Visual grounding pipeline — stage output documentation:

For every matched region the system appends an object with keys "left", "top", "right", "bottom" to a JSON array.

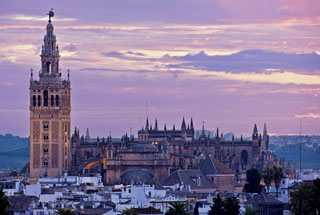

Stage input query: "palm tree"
[
  {"left": 55, "top": 208, "right": 76, "bottom": 215},
  {"left": 121, "top": 208, "right": 139, "bottom": 215},
  {"left": 0, "top": 188, "right": 10, "bottom": 215},
  {"left": 289, "top": 183, "right": 314, "bottom": 215},
  {"left": 165, "top": 202, "right": 187, "bottom": 215},
  {"left": 262, "top": 167, "right": 274, "bottom": 193},
  {"left": 273, "top": 166, "right": 283, "bottom": 197}
]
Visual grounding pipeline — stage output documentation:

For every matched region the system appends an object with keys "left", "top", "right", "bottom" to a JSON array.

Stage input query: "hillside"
[{"left": 0, "top": 134, "right": 29, "bottom": 171}]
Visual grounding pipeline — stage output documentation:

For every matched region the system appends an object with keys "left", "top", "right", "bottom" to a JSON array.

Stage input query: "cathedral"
[{"left": 29, "top": 11, "right": 294, "bottom": 190}]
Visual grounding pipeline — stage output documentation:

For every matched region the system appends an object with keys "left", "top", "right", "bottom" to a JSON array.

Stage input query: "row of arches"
[{"left": 32, "top": 90, "right": 59, "bottom": 107}]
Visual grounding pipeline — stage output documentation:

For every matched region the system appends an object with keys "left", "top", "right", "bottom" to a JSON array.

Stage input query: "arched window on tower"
[
  {"left": 32, "top": 95, "right": 36, "bottom": 107},
  {"left": 38, "top": 95, "right": 41, "bottom": 106},
  {"left": 43, "top": 90, "right": 48, "bottom": 106},
  {"left": 56, "top": 95, "right": 59, "bottom": 106},
  {"left": 51, "top": 95, "right": 54, "bottom": 106},
  {"left": 46, "top": 61, "right": 51, "bottom": 73}
]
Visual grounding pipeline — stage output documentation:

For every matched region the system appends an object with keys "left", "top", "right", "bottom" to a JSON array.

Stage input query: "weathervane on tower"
[{"left": 48, "top": 8, "right": 54, "bottom": 23}]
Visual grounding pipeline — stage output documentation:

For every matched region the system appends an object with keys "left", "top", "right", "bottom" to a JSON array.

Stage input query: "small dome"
[
  {"left": 120, "top": 169, "right": 154, "bottom": 185},
  {"left": 138, "top": 128, "right": 147, "bottom": 134}
]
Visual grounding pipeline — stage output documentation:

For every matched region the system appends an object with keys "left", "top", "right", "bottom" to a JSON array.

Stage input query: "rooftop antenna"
[
  {"left": 146, "top": 99, "right": 148, "bottom": 118},
  {"left": 299, "top": 120, "right": 302, "bottom": 180}
]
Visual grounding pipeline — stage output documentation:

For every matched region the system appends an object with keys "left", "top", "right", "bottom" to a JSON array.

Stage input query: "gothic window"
[
  {"left": 51, "top": 95, "right": 54, "bottom": 106},
  {"left": 38, "top": 95, "right": 41, "bottom": 106},
  {"left": 43, "top": 90, "right": 48, "bottom": 106},
  {"left": 32, "top": 95, "right": 36, "bottom": 106},
  {"left": 56, "top": 95, "right": 59, "bottom": 106},
  {"left": 241, "top": 150, "right": 248, "bottom": 168}
]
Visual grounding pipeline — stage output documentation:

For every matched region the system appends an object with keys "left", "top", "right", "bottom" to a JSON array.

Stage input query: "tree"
[
  {"left": 243, "top": 168, "right": 262, "bottom": 194},
  {"left": 55, "top": 208, "right": 76, "bottom": 215},
  {"left": 273, "top": 166, "right": 283, "bottom": 197},
  {"left": 121, "top": 208, "right": 139, "bottom": 215},
  {"left": 165, "top": 202, "right": 187, "bottom": 215},
  {"left": 193, "top": 202, "right": 199, "bottom": 215},
  {"left": 262, "top": 167, "right": 274, "bottom": 193},
  {"left": 289, "top": 183, "right": 314, "bottom": 215},
  {"left": 244, "top": 206, "right": 258, "bottom": 215},
  {"left": 0, "top": 188, "right": 10, "bottom": 215},
  {"left": 208, "top": 194, "right": 225, "bottom": 215},
  {"left": 224, "top": 197, "right": 240, "bottom": 215},
  {"left": 312, "top": 178, "right": 320, "bottom": 214}
]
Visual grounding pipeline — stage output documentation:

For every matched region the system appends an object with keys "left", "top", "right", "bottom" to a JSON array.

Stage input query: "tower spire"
[
  {"left": 155, "top": 118, "right": 158, "bottom": 131},
  {"left": 145, "top": 117, "right": 149, "bottom": 130},
  {"left": 181, "top": 117, "right": 186, "bottom": 130}
]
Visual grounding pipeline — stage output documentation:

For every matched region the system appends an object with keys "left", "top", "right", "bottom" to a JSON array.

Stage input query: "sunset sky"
[{"left": 0, "top": 0, "right": 319, "bottom": 137}]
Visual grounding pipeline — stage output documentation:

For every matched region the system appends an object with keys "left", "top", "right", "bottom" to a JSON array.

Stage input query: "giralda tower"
[{"left": 29, "top": 10, "right": 71, "bottom": 183}]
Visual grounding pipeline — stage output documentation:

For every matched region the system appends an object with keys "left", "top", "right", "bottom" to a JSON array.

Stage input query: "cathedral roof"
[
  {"left": 193, "top": 155, "right": 233, "bottom": 175},
  {"left": 161, "top": 169, "right": 216, "bottom": 189},
  {"left": 120, "top": 169, "right": 154, "bottom": 185}
]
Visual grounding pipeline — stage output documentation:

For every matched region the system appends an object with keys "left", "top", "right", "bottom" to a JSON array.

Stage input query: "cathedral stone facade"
[
  {"left": 70, "top": 118, "right": 287, "bottom": 189},
  {"left": 29, "top": 11, "right": 71, "bottom": 183}
]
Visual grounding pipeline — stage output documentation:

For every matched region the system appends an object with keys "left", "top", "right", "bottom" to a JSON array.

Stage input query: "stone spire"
[
  {"left": 145, "top": 118, "right": 149, "bottom": 130},
  {"left": 252, "top": 124, "right": 258, "bottom": 140},
  {"left": 181, "top": 117, "right": 186, "bottom": 130},
  {"left": 263, "top": 123, "right": 268, "bottom": 138},
  {"left": 154, "top": 118, "right": 158, "bottom": 131},
  {"left": 85, "top": 128, "right": 90, "bottom": 143},
  {"left": 190, "top": 118, "right": 194, "bottom": 131}
]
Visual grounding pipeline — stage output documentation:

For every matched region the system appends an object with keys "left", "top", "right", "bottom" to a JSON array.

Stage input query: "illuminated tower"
[{"left": 29, "top": 10, "right": 71, "bottom": 183}]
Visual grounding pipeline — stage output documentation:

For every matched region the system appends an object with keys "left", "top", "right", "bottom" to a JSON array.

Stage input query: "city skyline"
[{"left": 0, "top": 0, "right": 320, "bottom": 137}]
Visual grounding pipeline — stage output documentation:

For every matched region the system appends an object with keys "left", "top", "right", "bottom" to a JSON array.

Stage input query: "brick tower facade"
[{"left": 29, "top": 10, "right": 71, "bottom": 183}]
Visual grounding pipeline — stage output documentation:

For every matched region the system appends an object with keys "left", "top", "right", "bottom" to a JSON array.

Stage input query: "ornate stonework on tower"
[{"left": 29, "top": 10, "right": 71, "bottom": 183}]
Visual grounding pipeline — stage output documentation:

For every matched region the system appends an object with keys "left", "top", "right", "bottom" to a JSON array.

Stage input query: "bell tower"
[{"left": 29, "top": 10, "right": 71, "bottom": 183}]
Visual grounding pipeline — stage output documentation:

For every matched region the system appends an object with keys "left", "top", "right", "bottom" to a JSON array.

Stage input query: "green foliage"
[
  {"left": 121, "top": 208, "right": 139, "bottom": 215},
  {"left": 194, "top": 203, "right": 199, "bottom": 215},
  {"left": 243, "top": 168, "right": 262, "bottom": 194},
  {"left": 262, "top": 167, "right": 274, "bottom": 193},
  {"left": 244, "top": 206, "right": 258, "bottom": 215},
  {"left": 273, "top": 166, "right": 283, "bottom": 197},
  {"left": 224, "top": 197, "right": 240, "bottom": 215},
  {"left": 290, "top": 179, "right": 320, "bottom": 215},
  {"left": 208, "top": 194, "right": 225, "bottom": 215},
  {"left": 289, "top": 183, "right": 314, "bottom": 215},
  {"left": 55, "top": 208, "right": 76, "bottom": 215},
  {"left": 0, "top": 188, "right": 10, "bottom": 215},
  {"left": 208, "top": 194, "right": 240, "bottom": 215},
  {"left": 165, "top": 202, "right": 187, "bottom": 215}
]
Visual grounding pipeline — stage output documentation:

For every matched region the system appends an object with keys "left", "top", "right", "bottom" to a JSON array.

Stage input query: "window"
[
  {"left": 46, "top": 61, "right": 51, "bottom": 73},
  {"left": 283, "top": 181, "right": 285, "bottom": 184},
  {"left": 56, "top": 95, "right": 59, "bottom": 106},
  {"left": 44, "top": 135, "right": 49, "bottom": 140},
  {"left": 33, "top": 95, "right": 36, "bottom": 106},
  {"left": 43, "top": 160, "right": 48, "bottom": 167},
  {"left": 51, "top": 95, "right": 54, "bottom": 106},
  {"left": 43, "top": 148, "right": 48, "bottom": 153},
  {"left": 43, "top": 90, "right": 48, "bottom": 106},
  {"left": 43, "top": 124, "right": 49, "bottom": 130},
  {"left": 38, "top": 95, "right": 41, "bottom": 106}
]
